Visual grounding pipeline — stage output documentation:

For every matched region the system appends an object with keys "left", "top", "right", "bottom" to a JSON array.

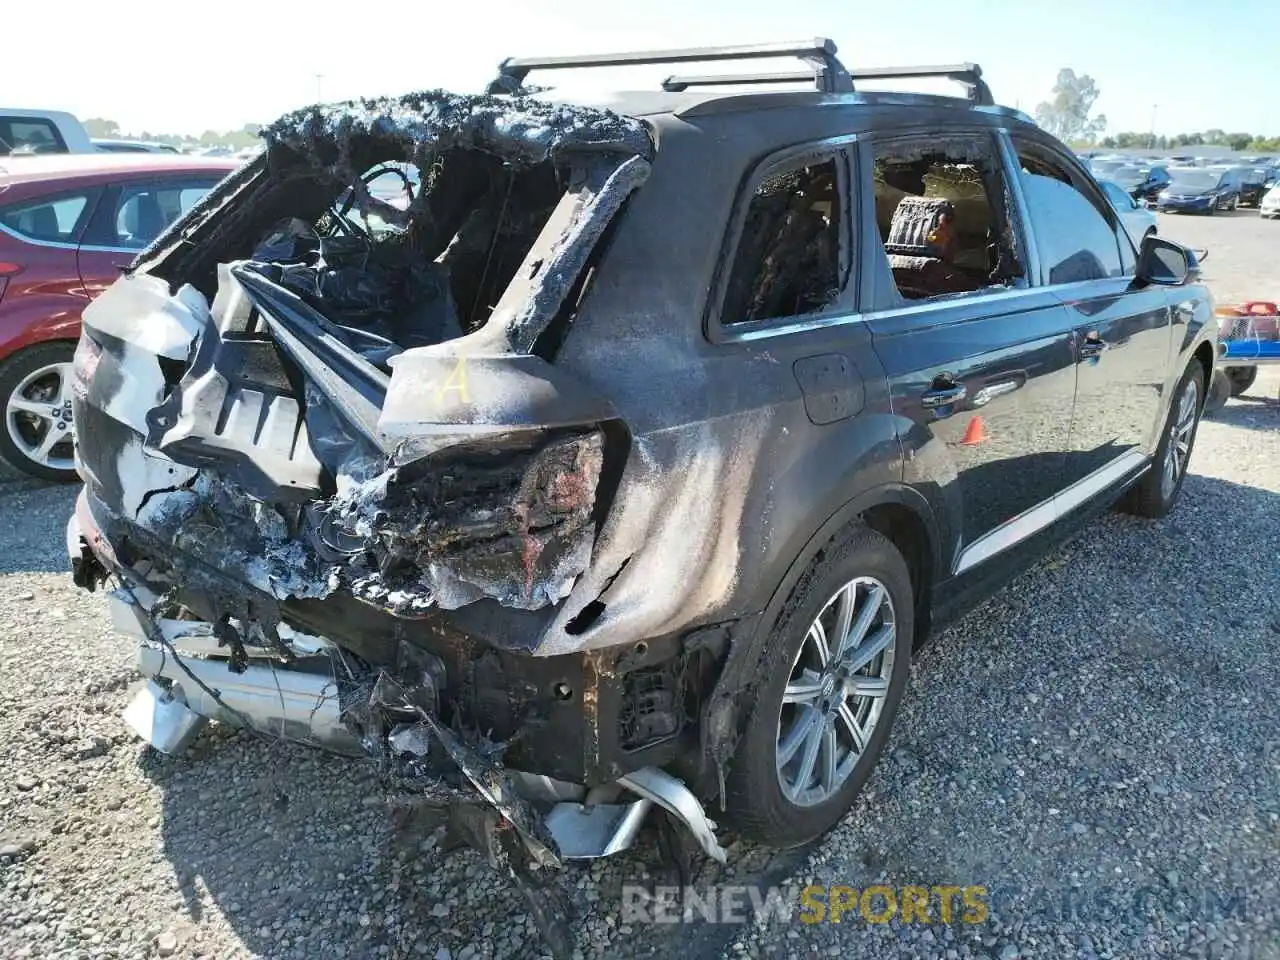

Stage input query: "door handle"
[
  {"left": 921, "top": 384, "right": 967, "bottom": 409},
  {"left": 1079, "top": 336, "right": 1107, "bottom": 360}
]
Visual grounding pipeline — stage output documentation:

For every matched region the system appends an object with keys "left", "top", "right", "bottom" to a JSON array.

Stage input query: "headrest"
[{"left": 885, "top": 196, "right": 956, "bottom": 259}]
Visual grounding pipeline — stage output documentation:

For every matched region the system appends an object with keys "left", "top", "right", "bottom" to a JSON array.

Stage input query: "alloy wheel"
[
  {"left": 1161, "top": 376, "right": 1199, "bottom": 500},
  {"left": 4, "top": 361, "right": 76, "bottom": 473},
  {"left": 776, "top": 576, "right": 896, "bottom": 807}
]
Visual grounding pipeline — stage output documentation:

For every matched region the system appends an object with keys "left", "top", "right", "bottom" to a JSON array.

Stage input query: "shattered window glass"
[
  {"left": 721, "top": 157, "right": 844, "bottom": 325},
  {"left": 871, "top": 136, "right": 1024, "bottom": 302}
]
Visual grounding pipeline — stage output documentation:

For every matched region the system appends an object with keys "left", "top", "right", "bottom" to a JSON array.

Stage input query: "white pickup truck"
[{"left": 0, "top": 108, "right": 95, "bottom": 155}]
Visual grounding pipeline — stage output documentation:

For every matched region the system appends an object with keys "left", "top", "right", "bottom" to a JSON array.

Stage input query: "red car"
[{"left": 0, "top": 153, "right": 238, "bottom": 479}]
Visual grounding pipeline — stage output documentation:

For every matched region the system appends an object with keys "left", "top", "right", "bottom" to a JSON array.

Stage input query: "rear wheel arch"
[{"left": 753, "top": 485, "right": 941, "bottom": 653}]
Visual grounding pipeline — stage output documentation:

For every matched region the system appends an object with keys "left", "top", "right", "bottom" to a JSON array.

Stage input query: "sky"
[{"left": 5, "top": 0, "right": 1278, "bottom": 138}]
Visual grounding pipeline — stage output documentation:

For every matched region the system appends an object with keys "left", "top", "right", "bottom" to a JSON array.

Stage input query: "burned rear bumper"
[
  {"left": 71, "top": 499, "right": 727, "bottom": 874},
  {"left": 68, "top": 485, "right": 716, "bottom": 788}
]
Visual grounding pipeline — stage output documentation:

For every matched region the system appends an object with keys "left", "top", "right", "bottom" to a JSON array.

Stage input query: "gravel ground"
[{"left": 2, "top": 214, "right": 1278, "bottom": 960}]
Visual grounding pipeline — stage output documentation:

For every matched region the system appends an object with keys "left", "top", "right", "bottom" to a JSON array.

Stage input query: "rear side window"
[
  {"left": 0, "top": 117, "right": 67, "bottom": 156},
  {"left": 0, "top": 193, "right": 93, "bottom": 243},
  {"left": 1011, "top": 141, "right": 1125, "bottom": 283},
  {"left": 720, "top": 153, "right": 848, "bottom": 325},
  {"left": 110, "top": 180, "right": 218, "bottom": 249}
]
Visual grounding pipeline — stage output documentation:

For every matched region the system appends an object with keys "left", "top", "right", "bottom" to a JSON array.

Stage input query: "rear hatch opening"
[{"left": 74, "top": 90, "right": 652, "bottom": 635}]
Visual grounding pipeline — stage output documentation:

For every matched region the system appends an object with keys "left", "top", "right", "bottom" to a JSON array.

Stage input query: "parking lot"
[{"left": 1, "top": 209, "right": 1277, "bottom": 960}]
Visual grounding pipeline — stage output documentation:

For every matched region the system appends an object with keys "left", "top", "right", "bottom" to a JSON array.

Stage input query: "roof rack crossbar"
[
  {"left": 661, "top": 71, "right": 819, "bottom": 92},
  {"left": 847, "top": 63, "right": 993, "bottom": 106},
  {"left": 488, "top": 38, "right": 854, "bottom": 95}
]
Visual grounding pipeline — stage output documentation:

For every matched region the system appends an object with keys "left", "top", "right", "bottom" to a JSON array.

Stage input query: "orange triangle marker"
[{"left": 960, "top": 416, "right": 986, "bottom": 445}]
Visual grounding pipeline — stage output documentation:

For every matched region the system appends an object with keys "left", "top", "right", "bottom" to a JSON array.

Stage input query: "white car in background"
[
  {"left": 0, "top": 109, "right": 94, "bottom": 155},
  {"left": 1099, "top": 178, "right": 1158, "bottom": 244},
  {"left": 1260, "top": 185, "right": 1280, "bottom": 219}
]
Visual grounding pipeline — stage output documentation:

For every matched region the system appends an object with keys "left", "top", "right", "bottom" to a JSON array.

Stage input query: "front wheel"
[
  {"left": 722, "top": 525, "right": 913, "bottom": 847},
  {"left": 1119, "top": 362, "right": 1204, "bottom": 519},
  {"left": 0, "top": 342, "right": 79, "bottom": 482}
]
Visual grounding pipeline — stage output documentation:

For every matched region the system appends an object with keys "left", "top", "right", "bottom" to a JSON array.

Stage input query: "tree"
[
  {"left": 1034, "top": 69, "right": 1108, "bottom": 144},
  {"left": 1226, "top": 132, "right": 1253, "bottom": 151},
  {"left": 82, "top": 117, "right": 119, "bottom": 138}
]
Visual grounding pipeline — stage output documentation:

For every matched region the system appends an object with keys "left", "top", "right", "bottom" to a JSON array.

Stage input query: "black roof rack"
[
  {"left": 661, "top": 70, "right": 818, "bottom": 92},
  {"left": 487, "top": 39, "right": 853, "bottom": 95},
  {"left": 848, "top": 64, "right": 993, "bottom": 106},
  {"left": 486, "top": 39, "right": 995, "bottom": 106}
]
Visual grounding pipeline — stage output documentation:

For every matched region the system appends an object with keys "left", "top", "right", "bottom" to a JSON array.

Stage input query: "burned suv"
[{"left": 67, "top": 37, "right": 1215, "bottom": 921}]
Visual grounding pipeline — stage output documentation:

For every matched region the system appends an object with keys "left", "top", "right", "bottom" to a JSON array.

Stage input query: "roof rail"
[
  {"left": 847, "top": 64, "right": 993, "bottom": 106},
  {"left": 486, "top": 38, "right": 854, "bottom": 95},
  {"left": 661, "top": 70, "right": 818, "bottom": 92},
  {"left": 662, "top": 66, "right": 994, "bottom": 106},
  {"left": 486, "top": 41, "right": 995, "bottom": 106}
]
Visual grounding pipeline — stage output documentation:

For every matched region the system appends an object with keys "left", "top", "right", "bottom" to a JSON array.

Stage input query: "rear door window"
[
  {"left": 0, "top": 117, "right": 68, "bottom": 155},
  {"left": 0, "top": 192, "right": 95, "bottom": 244},
  {"left": 107, "top": 179, "right": 220, "bottom": 249}
]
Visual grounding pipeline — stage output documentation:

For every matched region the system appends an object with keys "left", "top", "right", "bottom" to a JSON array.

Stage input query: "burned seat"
[
  {"left": 723, "top": 165, "right": 840, "bottom": 322},
  {"left": 882, "top": 195, "right": 973, "bottom": 299}
]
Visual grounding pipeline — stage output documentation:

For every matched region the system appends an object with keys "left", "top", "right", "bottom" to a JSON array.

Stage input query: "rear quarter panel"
[
  {"left": 545, "top": 108, "right": 911, "bottom": 653},
  {"left": 0, "top": 232, "right": 87, "bottom": 361}
]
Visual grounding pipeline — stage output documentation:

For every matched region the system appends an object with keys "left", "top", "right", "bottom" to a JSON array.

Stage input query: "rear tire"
[
  {"left": 722, "top": 525, "right": 913, "bottom": 848},
  {"left": 1226, "top": 366, "right": 1257, "bottom": 397},
  {"left": 1119, "top": 361, "right": 1204, "bottom": 519}
]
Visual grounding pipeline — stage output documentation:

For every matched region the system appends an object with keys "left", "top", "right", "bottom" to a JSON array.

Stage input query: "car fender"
[
  {"left": 1162, "top": 283, "right": 1216, "bottom": 413},
  {"left": 0, "top": 296, "right": 85, "bottom": 362}
]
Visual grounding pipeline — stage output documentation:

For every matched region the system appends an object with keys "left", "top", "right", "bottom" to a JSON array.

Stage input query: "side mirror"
[{"left": 1137, "top": 235, "right": 1190, "bottom": 286}]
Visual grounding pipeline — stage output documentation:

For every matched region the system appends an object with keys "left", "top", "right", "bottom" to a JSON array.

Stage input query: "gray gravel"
[{"left": 2, "top": 213, "right": 1278, "bottom": 960}]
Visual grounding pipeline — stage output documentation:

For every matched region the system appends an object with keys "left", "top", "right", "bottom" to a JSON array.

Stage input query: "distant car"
[
  {"left": 1098, "top": 179, "right": 1158, "bottom": 242},
  {"left": 1233, "top": 167, "right": 1270, "bottom": 207},
  {"left": 0, "top": 109, "right": 94, "bottom": 156},
  {"left": 1155, "top": 167, "right": 1242, "bottom": 214},
  {"left": 0, "top": 154, "right": 238, "bottom": 479},
  {"left": 92, "top": 139, "right": 182, "bottom": 155},
  {"left": 1109, "top": 163, "right": 1171, "bottom": 204},
  {"left": 1260, "top": 185, "right": 1280, "bottom": 219},
  {"left": 1087, "top": 157, "right": 1130, "bottom": 179}
]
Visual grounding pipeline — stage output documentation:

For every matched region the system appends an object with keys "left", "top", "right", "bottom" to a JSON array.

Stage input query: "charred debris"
[
  {"left": 104, "top": 90, "right": 653, "bottom": 622},
  {"left": 74, "top": 91, "right": 676, "bottom": 954}
]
